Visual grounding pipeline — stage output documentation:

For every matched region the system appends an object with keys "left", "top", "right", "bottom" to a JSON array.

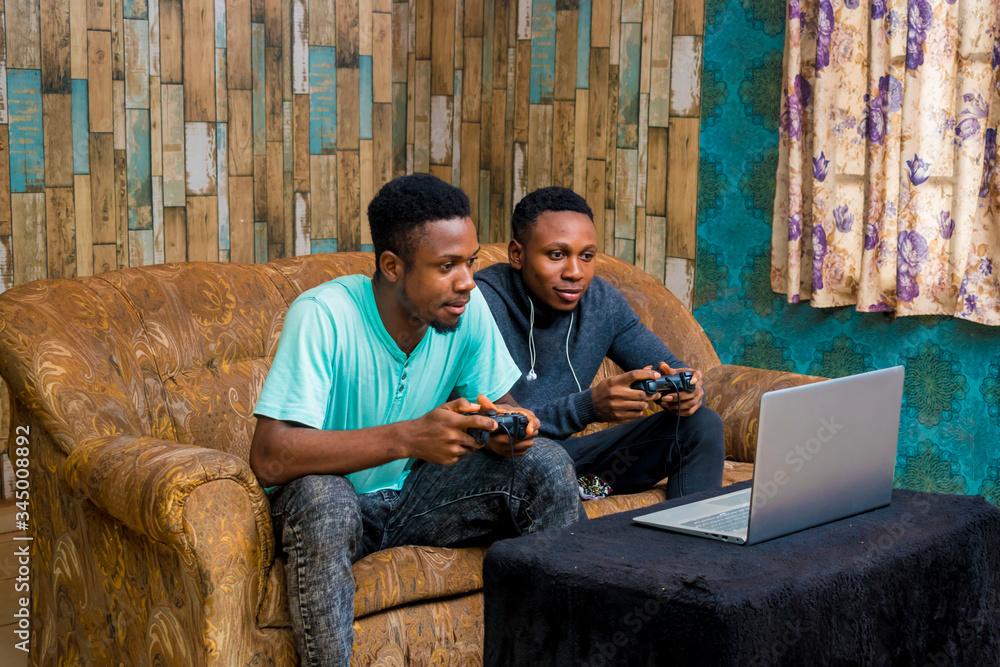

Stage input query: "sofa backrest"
[{"left": 0, "top": 245, "right": 719, "bottom": 458}]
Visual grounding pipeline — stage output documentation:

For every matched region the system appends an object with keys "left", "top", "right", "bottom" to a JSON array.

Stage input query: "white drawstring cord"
[
  {"left": 566, "top": 311, "right": 581, "bottom": 392},
  {"left": 526, "top": 298, "right": 537, "bottom": 381},
  {"left": 525, "top": 296, "right": 582, "bottom": 392}
]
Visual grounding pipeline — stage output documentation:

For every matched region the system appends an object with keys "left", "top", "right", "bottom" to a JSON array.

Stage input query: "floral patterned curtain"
[{"left": 772, "top": 0, "right": 1000, "bottom": 325}]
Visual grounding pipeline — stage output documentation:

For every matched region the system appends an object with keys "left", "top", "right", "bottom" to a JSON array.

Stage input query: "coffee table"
[{"left": 484, "top": 482, "right": 1000, "bottom": 666}]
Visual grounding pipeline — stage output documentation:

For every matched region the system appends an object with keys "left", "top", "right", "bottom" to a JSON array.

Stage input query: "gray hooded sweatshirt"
[{"left": 474, "top": 262, "right": 687, "bottom": 440}]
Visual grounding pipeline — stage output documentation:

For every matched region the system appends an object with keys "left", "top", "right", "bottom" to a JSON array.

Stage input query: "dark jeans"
[
  {"left": 555, "top": 406, "right": 725, "bottom": 498},
  {"left": 268, "top": 438, "right": 581, "bottom": 666}
]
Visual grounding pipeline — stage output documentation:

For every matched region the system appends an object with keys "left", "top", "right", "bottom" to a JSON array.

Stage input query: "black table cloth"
[{"left": 484, "top": 483, "right": 1000, "bottom": 666}]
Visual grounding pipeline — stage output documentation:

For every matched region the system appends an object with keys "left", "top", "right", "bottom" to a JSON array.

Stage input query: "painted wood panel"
[
  {"left": 88, "top": 31, "right": 113, "bottom": 133},
  {"left": 669, "top": 35, "right": 702, "bottom": 118},
  {"left": 41, "top": 0, "right": 72, "bottom": 94},
  {"left": 46, "top": 187, "right": 76, "bottom": 277},
  {"left": 11, "top": 193, "right": 46, "bottom": 284},
  {"left": 43, "top": 93, "right": 74, "bottom": 187},
  {"left": 124, "top": 19, "right": 150, "bottom": 108},
  {"left": 0, "top": 0, "right": 704, "bottom": 301},
  {"left": 666, "top": 116, "right": 697, "bottom": 260},
  {"left": 8, "top": 0, "right": 42, "bottom": 70},
  {"left": 88, "top": 132, "right": 116, "bottom": 243},
  {"left": 227, "top": 0, "right": 252, "bottom": 88},
  {"left": 126, "top": 108, "right": 152, "bottom": 229},
  {"left": 8, "top": 71, "right": 45, "bottom": 193},
  {"left": 160, "top": 0, "right": 182, "bottom": 83},
  {"left": 160, "top": 83, "right": 185, "bottom": 206}
]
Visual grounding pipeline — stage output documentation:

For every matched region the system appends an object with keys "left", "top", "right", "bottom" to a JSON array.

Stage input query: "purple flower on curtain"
[
  {"left": 956, "top": 93, "right": 989, "bottom": 142},
  {"left": 813, "top": 224, "right": 828, "bottom": 290},
  {"left": 788, "top": 213, "right": 803, "bottom": 241},
  {"left": 964, "top": 294, "right": 978, "bottom": 312},
  {"left": 937, "top": 211, "right": 954, "bottom": 239},
  {"left": 844, "top": 0, "right": 859, "bottom": 8},
  {"left": 981, "top": 129, "right": 997, "bottom": 198},
  {"left": 906, "top": 154, "right": 931, "bottom": 185},
  {"left": 783, "top": 93, "right": 803, "bottom": 140},
  {"left": 898, "top": 230, "right": 929, "bottom": 276},
  {"left": 865, "top": 221, "right": 879, "bottom": 250},
  {"left": 816, "top": 0, "right": 835, "bottom": 71},
  {"left": 872, "top": 0, "right": 888, "bottom": 19},
  {"left": 797, "top": 75, "right": 812, "bottom": 108},
  {"left": 865, "top": 96, "right": 887, "bottom": 144},
  {"left": 869, "top": 301, "right": 893, "bottom": 312},
  {"left": 781, "top": 76, "right": 813, "bottom": 141},
  {"left": 994, "top": 40, "right": 1000, "bottom": 70},
  {"left": 983, "top": 258, "right": 994, "bottom": 277},
  {"left": 905, "top": 0, "right": 933, "bottom": 71},
  {"left": 789, "top": 0, "right": 801, "bottom": 19},
  {"left": 791, "top": 294, "right": 801, "bottom": 303},
  {"left": 897, "top": 273, "right": 920, "bottom": 302},
  {"left": 862, "top": 75, "right": 901, "bottom": 145},
  {"left": 880, "top": 74, "right": 903, "bottom": 113},
  {"left": 896, "top": 230, "right": 928, "bottom": 304},
  {"left": 956, "top": 118, "right": 981, "bottom": 141},
  {"left": 814, "top": 152, "right": 830, "bottom": 181},
  {"left": 833, "top": 205, "right": 854, "bottom": 232},
  {"left": 886, "top": 10, "right": 902, "bottom": 38}
]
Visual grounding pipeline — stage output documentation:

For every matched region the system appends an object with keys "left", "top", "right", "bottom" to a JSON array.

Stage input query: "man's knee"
[
  {"left": 271, "top": 474, "right": 362, "bottom": 541},
  {"left": 522, "top": 438, "right": 577, "bottom": 483},
  {"left": 683, "top": 407, "right": 726, "bottom": 456}
]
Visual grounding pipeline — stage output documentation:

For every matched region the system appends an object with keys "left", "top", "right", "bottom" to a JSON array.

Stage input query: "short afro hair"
[
  {"left": 367, "top": 174, "right": 471, "bottom": 276},
  {"left": 511, "top": 186, "right": 594, "bottom": 244}
]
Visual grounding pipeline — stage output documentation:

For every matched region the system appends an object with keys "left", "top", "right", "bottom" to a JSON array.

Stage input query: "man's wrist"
[{"left": 387, "top": 421, "right": 413, "bottom": 460}]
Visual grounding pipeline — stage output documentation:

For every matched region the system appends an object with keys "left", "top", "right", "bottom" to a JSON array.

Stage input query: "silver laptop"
[{"left": 633, "top": 366, "right": 905, "bottom": 545}]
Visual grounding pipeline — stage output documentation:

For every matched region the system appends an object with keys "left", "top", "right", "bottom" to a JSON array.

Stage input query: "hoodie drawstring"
[{"left": 525, "top": 297, "right": 582, "bottom": 393}]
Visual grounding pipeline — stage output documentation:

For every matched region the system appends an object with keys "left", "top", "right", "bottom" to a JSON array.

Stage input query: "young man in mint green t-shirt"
[{"left": 250, "top": 174, "right": 581, "bottom": 666}]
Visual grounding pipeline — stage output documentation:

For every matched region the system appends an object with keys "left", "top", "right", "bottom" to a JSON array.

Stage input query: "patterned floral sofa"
[{"left": 0, "top": 244, "right": 823, "bottom": 666}]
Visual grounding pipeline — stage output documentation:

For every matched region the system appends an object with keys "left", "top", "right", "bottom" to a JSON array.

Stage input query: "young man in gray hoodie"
[{"left": 474, "top": 186, "right": 724, "bottom": 497}]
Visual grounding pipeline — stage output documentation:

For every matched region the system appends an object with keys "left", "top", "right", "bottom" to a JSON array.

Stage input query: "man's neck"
[{"left": 371, "top": 276, "right": 427, "bottom": 355}]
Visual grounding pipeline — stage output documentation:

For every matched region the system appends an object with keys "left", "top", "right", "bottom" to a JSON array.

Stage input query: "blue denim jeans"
[{"left": 267, "top": 437, "right": 581, "bottom": 666}]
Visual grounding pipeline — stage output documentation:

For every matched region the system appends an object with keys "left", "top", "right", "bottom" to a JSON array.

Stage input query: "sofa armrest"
[
  {"left": 702, "top": 364, "right": 827, "bottom": 463},
  {"left": 63, "top": 435, "right": 275, "bottom": 611}
]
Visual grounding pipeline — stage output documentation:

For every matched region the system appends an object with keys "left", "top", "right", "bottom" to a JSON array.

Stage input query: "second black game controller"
[
  {"left": 631, "top": 370, "right": 696, "bottom": 395},
  {"left": 467, "top": 409, "right": 530, "bottom": 445}
]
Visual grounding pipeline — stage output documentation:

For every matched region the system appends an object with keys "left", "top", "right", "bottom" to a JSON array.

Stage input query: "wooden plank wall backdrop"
[{"left": 0, "top": 0, "right": 705, "bottom": 292}]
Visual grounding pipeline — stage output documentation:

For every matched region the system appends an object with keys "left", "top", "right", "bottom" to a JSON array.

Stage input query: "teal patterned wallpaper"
[{"left": 694, "top": 0, "right": 1000, "bottom": 503}]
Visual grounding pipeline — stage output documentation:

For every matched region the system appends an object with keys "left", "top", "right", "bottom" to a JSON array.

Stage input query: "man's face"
[
  {"left": 397, "top": 216, "right": 480, "bottom": 333},
  {"left": 511, "top": 210, "right": 598, "bottom": 311}
]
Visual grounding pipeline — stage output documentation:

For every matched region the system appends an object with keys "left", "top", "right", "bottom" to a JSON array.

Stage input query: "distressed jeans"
[
  {"left": 267, "top": 437, "right": 581, "bottom": 666},
  {"left": 555, "top": 406, "right": 726, "bottom": 498}
]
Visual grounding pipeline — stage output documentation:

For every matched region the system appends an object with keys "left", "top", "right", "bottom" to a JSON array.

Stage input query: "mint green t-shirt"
[{"left": 254, "top": 274, "right": 522, "bottom": 494}]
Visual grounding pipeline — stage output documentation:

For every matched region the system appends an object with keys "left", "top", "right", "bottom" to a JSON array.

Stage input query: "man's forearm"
[{"left": 250, "top": 417, "right": 410, "bottom": 487}]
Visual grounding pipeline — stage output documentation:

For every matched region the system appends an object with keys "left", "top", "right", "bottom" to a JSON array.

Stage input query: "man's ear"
[
  {"left": 508, "top": 238, "right": 524, "bottom": 270},
  {"left": 379, "top": 251, "right": 405, "bottom": 283}
]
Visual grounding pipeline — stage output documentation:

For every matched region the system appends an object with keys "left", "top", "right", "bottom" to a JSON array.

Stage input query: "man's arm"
[
  {"left": 250, "top": 398, "right": 501, "bottom": 487},
  {"left": 250, "top": 418, "right": 407, "bottom": 487},
  {"left": 602, "top": 282, "right": 708, "bottom": 409},
  {"left": 604, "top": 284, "right": 687, "bottom": 373}
]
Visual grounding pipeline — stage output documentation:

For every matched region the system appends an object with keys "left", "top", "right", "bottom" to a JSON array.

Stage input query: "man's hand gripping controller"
[
  {"left": 467, "top": 409, "right": 529, "bottom": 445},
  {"left": 630, "top": 370, "right": 696, "bottom": 395}
]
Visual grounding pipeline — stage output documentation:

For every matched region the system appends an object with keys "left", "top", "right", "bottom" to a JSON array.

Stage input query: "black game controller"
[
  {"left": 467, "top": 409, "right": 529, "bottom": 445},
  {"left": 631, "top": 370, "right": 696, "bottom": 395}
]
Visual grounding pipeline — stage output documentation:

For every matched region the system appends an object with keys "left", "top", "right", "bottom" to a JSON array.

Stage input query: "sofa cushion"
[{"left": 259, "top": 545, "right": 489, "bottom": 627}]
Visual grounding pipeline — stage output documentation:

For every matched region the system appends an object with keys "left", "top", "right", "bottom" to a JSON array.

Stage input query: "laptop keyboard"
[{"left": 682, "top": 505, "right": 749, "bottom": 533}]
